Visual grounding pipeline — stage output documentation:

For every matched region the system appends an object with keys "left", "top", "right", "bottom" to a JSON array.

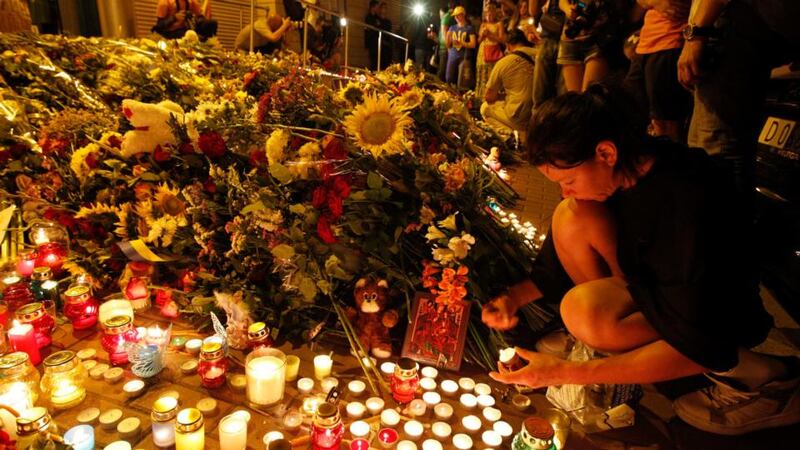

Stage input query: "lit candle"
[
  {"left": 422, "top": 440, "right": 443, "bottom": 450},
  {"left": 452, "top": 433, "right": 473, "bottom": 450},
  {"left": 351, "top": 439, "right": 370, "bottom": 450},
  {"left": 151, "top": 396, "right": 178, "bottom": 448},
  {"left": 175, "top": 408, "right": 204, "bottom": 450},
  {"left": 431, "top": 422, "right": 452, "bottom": 439},
  {"left": 348, "top": 379, "right": 366, "bottom": 397},
  {"left": 380, "top": 361, "right": 395, "bottom": 378},
  {"left": 185, "top": 339, "right": 202, "bottom": 355},
  {"left": 366, "top": 396, "right": 385, "bottom": 415},
  {"left": 123, "top": 379, "right": 145, "bottom": 398},
  {"left": 381, "top": 408, "right": 400, "bottom": 427},
  {"left": 378, "top": 428, "right": 399, "bottom": 448},
  {"left": 408, "top": 399, "right": 426, "bottom": 418},
  {"left": 285, "top": 355, "right": 301, "bottom": 381},
  {"left": 433, "top": 402, "right": 453, "bottom": 422},
  {"left": 482, "top": 407, "right": 502, "bottom": 423},
  {"left": 512, "top": 394, "right": 532, "bottom": 411},
  {"left": 104, "top": 441, "right": 132, "bottom": 450},
  {"left": 420, "top": 366, "right": 439, "bottom": 379},
  {"left": 462, "top": 415, "right": 482, "bottom": 435},
  {"left": 423, "top": 392, "right": 441, "bottom": 415},
  {"left": 297, "top": 377, "right": 314, "bottom": 394},
  {"left": 51, "top": 382, "right": 83, "bottom": 409},
  {"left": 458, "top": 377, "right": 475, "bottom": 392},
  {"left": 8, "top": 321, "right": 41, "bottom": 365},
  {"left": 314, "top": 354, "right": 333, "bottom": 380},
  {"left": 145, "top": 324, "right": 168, "bottom": 347},
  {"left": 64, "top": 425, "right": 94, "bottom": 450},
  {"left": 16, "top": 251, "right": 36, "bottom": 277},
  {"left": 283, "top": 410, "right": 303, "bottom": 432},
  {"left": 481, "top": 430, "right": 503, "bottom": 448},
  {"left": 321, "top": 376, "right": 339, "bottom": 394},
  {"left": 477, "top": 394, "right": 496, "bottom": 408},
  {"left": 219, "top": 414, "right": 247, "bottom": 450},
  {"left": 403, "top": 420, "right": 424, "bottom": 441},
  {"left": 459, "top": 393, "right": 478, "bottom": 410},
  {"left": 419, "top": 377, "right": 437, "bottom": 391},
  {"left": 397, "top": 441, "right": 417, "bottom": 450},
  {"left": 346, "top": 401, "right": 366, "bottom": 419},
  {"left": 440, "top": 379, "right": 458, "bottom": 397},
  {"left": 302, "top": 396, "right": 323, "bottom": 416},
  {"left": 474, "top": 383, "right": 492, "bottom": 396},
  {"left": 493, "top": 421, "right": 513, "bottom": 439},
  {"left": 349, "top": 420, "right": 370, "bottom": 439},
  {"left": 246, "top": 350, "right": 286, "bottom": 406}
]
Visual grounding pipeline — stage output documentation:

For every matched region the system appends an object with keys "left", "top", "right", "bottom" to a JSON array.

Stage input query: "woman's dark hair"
[
  {"left": 506, "top": 29, "right": 529, "bottom": 46},
  {"left": 527, "top": 83, "right": 651, "bottom": 178}
]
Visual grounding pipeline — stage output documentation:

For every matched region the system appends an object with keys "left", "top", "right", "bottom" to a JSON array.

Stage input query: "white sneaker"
[
  {"left": 673, "top": 373, "right": 800, "bottom": 435},
  {"left": 534, "top": 329, "right": 575, "bottom": 359}
]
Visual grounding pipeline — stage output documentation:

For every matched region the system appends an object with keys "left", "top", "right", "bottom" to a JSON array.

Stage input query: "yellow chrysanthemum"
[
  {"left": 154, "top": 183, "right": 186, "bottom": 217},
  {"left": 343, "top": 94, "right": 412, "bottom": 158},
  {"left": 265, "top": 129, "right": 290, "bottom": 165},
  {"left": 75, "top": 202, "right": 118, "bottom": 219}
]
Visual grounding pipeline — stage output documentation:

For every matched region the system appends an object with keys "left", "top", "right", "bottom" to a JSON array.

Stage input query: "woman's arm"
[{"left": 464, "top": 29, "right": 477, "bottom": 49}]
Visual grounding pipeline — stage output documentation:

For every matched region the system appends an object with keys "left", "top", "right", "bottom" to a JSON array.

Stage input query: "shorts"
[
  {"left": 557, "top": 38, "right": 602, "bottom": 65},
  {"left": 625, "top": 48, "right": 691, "bottom": 121}
]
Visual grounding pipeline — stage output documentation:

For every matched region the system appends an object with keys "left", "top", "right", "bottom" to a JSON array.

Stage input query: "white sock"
[{"left": 714, "top": 348, "right": 788, "bottom": 390}]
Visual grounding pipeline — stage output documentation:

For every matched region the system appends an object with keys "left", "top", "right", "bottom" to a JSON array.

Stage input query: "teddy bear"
[
  {"left": 346, "top": 277, "right": 399, "bottom": 359},
  {"left": 120, "top": 99, "right": 185, "bottom": 158}
]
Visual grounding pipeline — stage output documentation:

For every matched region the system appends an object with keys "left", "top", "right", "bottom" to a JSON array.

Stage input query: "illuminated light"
[
  {"left": 413, "top": 4, "right": 425, "bottom": 16},
  {"left": 340, "top": 17, "right": 348, "bottom": 27}
]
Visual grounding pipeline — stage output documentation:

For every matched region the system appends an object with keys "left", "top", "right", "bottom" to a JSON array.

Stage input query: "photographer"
[
  {"left": 234, "top": 12, "right": 294, "bottom": 55},
  {"left": 153, "top": 0, "right": 217, "bottom": 41}
]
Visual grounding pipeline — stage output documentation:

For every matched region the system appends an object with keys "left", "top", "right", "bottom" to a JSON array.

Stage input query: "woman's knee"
[
  {"left": 553, "top": 199, "right": 612, "bottom": 244},
  {"left": 560, "top": 280, "right": 621, "bottom": 349}
]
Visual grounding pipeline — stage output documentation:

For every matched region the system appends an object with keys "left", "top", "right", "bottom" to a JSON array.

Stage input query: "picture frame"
[{"left": 401, "top": 292, "right": 472, "bottom": 371}]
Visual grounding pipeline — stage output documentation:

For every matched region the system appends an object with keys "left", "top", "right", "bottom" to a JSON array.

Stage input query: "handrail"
[{"left": 298, "top": 0, "right": 409, "bottom": 43}]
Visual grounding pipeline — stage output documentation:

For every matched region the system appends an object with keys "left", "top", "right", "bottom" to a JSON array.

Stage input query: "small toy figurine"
[
  {"left": 512, "top": 416, "right": 557, "bottom": 450},
  {"left": 346, "top": 278, "right": 399, "bottom": 358}
]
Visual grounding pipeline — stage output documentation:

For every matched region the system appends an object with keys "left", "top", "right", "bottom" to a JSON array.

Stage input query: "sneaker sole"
[{"left": 674, "top": 394, "right": 800, "bottom": 436}]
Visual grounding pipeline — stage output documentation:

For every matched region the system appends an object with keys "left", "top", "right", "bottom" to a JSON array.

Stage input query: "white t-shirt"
[{"left": 485, "top": 47, "right": 536, "bottom": 126}]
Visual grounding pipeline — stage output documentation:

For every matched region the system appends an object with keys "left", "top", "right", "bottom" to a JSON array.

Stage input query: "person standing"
[
  {"left": 476, "top": 2, "right": 506, "bottom": 101},
  {"left": 531, "top": 0, "right": 566, "bottom": 109},
  {"left": 152, "top": 0, "right": 217, "bottom": 41},
  {"left": 365, "top": 0, "right": 381, "bottom": 70},
  {"left": 445, "top": 6, "right": 476, "bottom": 87},
  {"left": 437, "top": 1, "right": 457, "bottom": 80},
  {"left": 377, "top": 2, "right": 394, "bottom": 69}
]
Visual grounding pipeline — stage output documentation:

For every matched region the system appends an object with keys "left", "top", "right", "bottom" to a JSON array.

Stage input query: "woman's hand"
[
  {"left": 489, "top": 347, "right": 571, "bottom": 389},
  {"left": 481, "top": 294, "right": 521, "bottom": 330}
]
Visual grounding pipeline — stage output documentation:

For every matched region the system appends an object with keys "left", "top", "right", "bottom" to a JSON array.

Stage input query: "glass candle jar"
[
  {"left": 391, "top": 358, "right": 419, "bottom": 404},
  {"left": 175, "top": 408, "right": 205, "bottom": 450},
  {"left": 2, "top": 278, "right": 34, "bottom": 312},
  {"left": 15, "top": 302, "right": 55, "bottom": 348},
  {"left": 98, "top": 299, "right": 134, "bottom": 324},
  {"left": 198, "top": 341, "right": 228, "bottom": 389},
  {"left": 124, "top": 276, "right": 151, "bottom": 311},
  {"left": 247, "top": 321, "right": 274, "bottom": 350},
  {"left": 151, "top": 396, "right": 179, "bottom": 448},
  {"left": 0, "top": 352, "right": 40, "bottom": 414},
  {"left": 16, "top": 250, "right": 37, "bottom": 277},
  {"left": 311, "top": 402, "right": 344, "bottom": 450},
  {"left": 246, "top": 347, "right": 286, "bottom": 406},
  {"left": 29, "top": 267, "right": 55, "bottom": 301},
  {"left": 34, "top": 242, "right": 68, "bottom": 276},
  {"left": 63, "top": 285, "right": 99, "bottom": 330},
  {"left": 512, "top": 416, "right": 557, "bottom": 450},
  {"left": 30, "top": 220, "right": 69, "bottom": 247},
  {"left": 218, "top": 414, "right": 248, "bottom": 450},
  {"left": 40, "top": 350, "right": 87, "bottom": 410},
  {"left": 101, "top": 315, "right": 140, "bottom": 366},
  {"left": 15, "top": 407, "right": 57, "bottom": 450},
  {"left": 7, "top": 321, "right": 41, "bottom": 365}
]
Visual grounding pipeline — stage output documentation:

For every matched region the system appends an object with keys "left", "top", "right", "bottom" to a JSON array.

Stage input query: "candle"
[
  {"left": 89, "top": 363, "right": 109, "bottom": 380},
  {"left": 483, "top": 407, "right": 502, "bottom": 423},
  {"left": 314, "top": 354, "right": 333, "bottom": 380},
  {"left": 408, "top": 399, "right": 426, "bottom": 418},
  {"left": 228, "top": 373, "right": 246, "bottom": 391},
  {"left": 391, "top": 358, "right": 419, "bottom": 404},
  {"left": 16, "top": 251, "right": 36, "bottom": 277},
  {"left": 458, "top": 377, "right": 475, "bottom": 392},
  {"left": 99, "top": 409, "right": 123, "bottom": 431},
  {"left": 433, "top": 402, "right": 453, "bottom": 421},
  {"left": 35, "top": 242, "right": 67, "bottom": 275},
  {"left": 64, "top": 425, "right": 94, "bottom": 450},
  {"left": 403, "top": 420, "right": 424, "bottom": 441},
  {"left": 198, "top": 341, "right": 228, "bottom": 389},
  {"left": 346, "top": 401, "right": 366, "bottom": 419},
  {"left": 397, "top": 441, "right": 417, "bottom": 450},
  {"left": 283, "top": 410, "right": 303, "bottom": 432},
  {"left": 493, "top": 421, "right": 513, "bottom": 439},
  {"left": 185, "top": 338, "right": 202, "bottom": 355},
  {"left": 311, "top": 402, "right": 344, "bottom": 449},
  {"left": 348, "top": 379, "right": 366, "bottom": 396},
  {"left": 421, "top": 440, "right": 443, "bottom": 450},
  {"left": 542, "top": 407, "right": 571, "bottom": 450},
  {"left": 151, "top": 396, "right": 179, "bottom": 448},
  {"left": 351, "top": 438, "right": 370, "bottom": 450},
  {"left": 123, "top": 379, "right": 145, "bottom": 398},
  {"left": 98, "top": 299, "right": 134, "bottom": 324},
  {"left": 361, "top": 356, "right": 377, "bottom": 368},
  {"left": 422, "top": 391, "right": 441, "bottom": 410},
  {"left": 477, "top": 394, "right": 496, "bottom": 408},
  {"left": 101, "top": 316, "right": 139, "bottom": 366},
  {"left": 378, "top": 428, "right": 399, "bottom": 448},
  {"left": 462, "top": 415, "right": 482, "bottom": 435},
  {"left": 512, "top": 394, "right": 532, "bottom": 411},
  {"left": 420, "top": 366, "right": 438, "bottom": 379},
  {"left": 285, "top": 355, "right": 300, "bottom": 381},
  {"left": 63, "top": 286, "right": 99, "bottom": 330},
  {"left": 380, "top": 361, "right": 395, "bottom": 377},
  {"left": 432, "top": 422, "right": 452, "bottom": 439},
  {"left": 440, "top": 379, "right": 458, "bottom": 397},
  {"left": 15, "top": 302, "right": 54, "bottom": 348},
  {"left": 321, "top": 376, "right": 339, "bottom": 393},
  {"left": 117, "top": 417, "right": 141, "bottom": 441},
  {"left": 231, "top": 410, "right": 251, "bottom": 422},
  {"left": 459, "top": 393, "right": 478, "bottom": 410},
  {"left": 419, "top": 377, "right": 437, "bottom": 391},
  {"left": 381, "top": 408, "right": 400, "bottom": 427},
  {"left": 481, "top": 430, "right": 503, "bottom": 448},
  {"left": 104, "top": 367, "right": 124, "bottom": 384},
  {"left": 181, "top": 360, "right": 198, "bottom": 375},
  {"left": 124, "top": 276, "right": 151, "bottom": 311},
  {"left": 366, "top": 396, "right": 385, "bottom": 415},
  {"left": 196, "top": 397, "right": 218, "bottom": 417},
  {"left": 146, "top": 324, "right": 168, "bottom": 346},
  {"left": 452, "top": 433, "right": 473, "bottom": 450},
  {"left": 77, "top": 407, "right": 100, "bottom": 425},
  {"left": 40, "top": 350, "right": 87, "bottom": 410},
  {"left": 175, "top": 408, "right": 205, "bottom": 450},
  {"left": 219, "top": 414, "right": 248, "bottom": 450},
  {"left": 298, "top": 377, "right": 315, "bottom": 394},
  {"left": 474, "top": 383, "right": 492, "bottom": 396},
  {"left": 349, "top": 420, "right": 370, "bottom": 439},
  {"left": 246, "top": 349, "right": 286, "bottom": 406},
  {"left": 8, "top": 321, "right": 41, "bottom": 365},
  {"left": 104, "top": 442, "right": 132, "bottom": 450}
]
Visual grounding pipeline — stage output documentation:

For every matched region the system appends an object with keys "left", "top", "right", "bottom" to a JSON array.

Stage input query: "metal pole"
[
  {"left": 344, "top": 24, "right": 350, "bottom": 77},
  {"left": 404, "top": 42, "right": 409, "bottom": 64},
  {"left": 240, "top": 9, "right": 243, "bottom": 31},
  {"left": 377, "top": 31, "right": 382, "bottom": 72},
  {"left": 303, "top": 8, "right": 309, "bottom": 68},
  {"left": 249, "top": 0, "right": 255, "bottom": 53}
]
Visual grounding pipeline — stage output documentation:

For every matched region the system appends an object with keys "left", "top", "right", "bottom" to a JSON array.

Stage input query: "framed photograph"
[{"left": 401, "top": 292, "right": 472, "bottom": 371}]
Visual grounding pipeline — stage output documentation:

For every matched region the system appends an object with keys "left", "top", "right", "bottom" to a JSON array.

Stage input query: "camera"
[
  {"left": 564, "top": 0, "right": 598, "bottom": 39},
  {"left": 290, "top": 20, "right": 304, "bottom": 29}
]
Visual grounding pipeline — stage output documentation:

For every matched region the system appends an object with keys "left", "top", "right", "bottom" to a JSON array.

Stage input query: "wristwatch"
[{"left": 682, "top": 23, "right": 717, "bottom": 41}]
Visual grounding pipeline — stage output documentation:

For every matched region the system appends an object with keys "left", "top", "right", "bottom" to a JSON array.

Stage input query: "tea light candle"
[
  {"left": 482, "top": 430, "right": 502, "bottom": 448},
  {"left": 64, "top": 425, "right": 94, "bottom": 450},
  {"left": 99, "top": 409, "right": 123, "bottom": 431},
  {"left": 483, "top": 407, "right": 502, "bottom": 423},
  {"left": 351, "top": 438, "right": 370, "bottom": 450},
  {"left": 474, "top": 383, "right": 491, "bottom": 396},
  {"left": 219, "top": 415, "right": 248, "bottom": 450},
  {"left": 103, "top": 367, "right": 124, "bottom": 383},
  {"left": 185, "top": 339, "right": 202, "bottom": 355},
  {"left": 117, "top": 417, "right": 141, "bottom": 440},
  {"left": 378, "top": 428, "right": 399, "bottom": 448},
  {"left": 366, "top": 396, "right": 385, "bottom": 415},
  {"left": 477, "top": 394, "right": 496, "bottom": 408},
  {"left": 434, "top": 402, "right": 454, "bottom": 421},
  {"left": 440, "top": 379, "right": 458, "bottom": 397},
  {"left": 419, "top": 377, "right": 437, "bottom": 391},
  {"left": 420, "top": 366, "right": 438, "bottom": 379},
  {"left": 8, "top": 321, "right": 41, "bottom": 365},
  {"left": 228, "top": 374, "right": 246, "bottom": 391},
  {"left": 408, "top": 399, "right": 426, "bottom": 418},
  {"left": 462, "top": 415, "right": 482, "bottom": 435},
  {"left": 171, "top": 336, "right": 188, "bottom": 350},
  {"left": 145, "top": 324, "right": 168, "bottom": 347},
  {"left": 77, "top": 407, "right": 100, "bottom": 425},
  {"left": 321, "top": 376, "right": 339, "bottom": 393},
  {"left": 493, "top": 421, "right": 513, "bottom": 439},
  {"left": 314, "top": 354, "right": 333, "bottom": 380},
  {"left": 458, "top": 377, "right": 475, "bottom": 392},
  {"left": 285, "top": 355, "right": 300, "bottom": 381},
  {"left": 348, "top": 380, "right": 366, "bottom": 397},
  {"left": 346, "top": 401, "right": 366, "bottom": 419},
  {"left": 76, "top": 348, "right": 96, "bottom": 361},
  {"left": 161, "top": 390, "right": 180, "bottom": 401},
  {"left": 104, "top": 441, "right": 132, "bottom": 450},
  {"left": 197, "top": 397, "right": 218, "bottom": 416},
  {"left": 380, "top": 362, "right": 395, "bottom": 377},
  {"left": 423, "top": 391, "right": 441, "bottom": 410},
  {"left": 432, "top": 422, "right": 452, "bottom": 439},
  {"left": 362, "top": 356, "right": 377, "bottom": 368},
  {"left": 181, "top": 360, "right": 198, "bottom": 374},
  {"left": 403, "top": 420, "right": 424, "bottom": 441},
  {"left": 263, "top": 431, "right": 284, "bottom": 447},
  {"left": 231, "top": 410, "right": 251, "bottom": 422},
  {"left": 381, "top": 409, "right": 401, "bottom": 427},
  {"left": 350, "top": 420, "right": 370, "bottom": 439},
  {"left": 283, "top": 410, "right": 303, "bottom": 432},
  {"left": 460, "top": 393, "right": 478, "bottom": 410},
  {"left": 452, "top": 433, "right": 473, "bottom": 450},
  {"left": 89, "top": 363, "right": 109, "bottom": 380},
  {"left": 512, "top": 394, "right": 531, "bottom": 411},
  {"left": 123, "top": 379, "right": 145, "bottom": 398},
  {"left": 397, "top": 441, "right": 417, "bottom": 450},
  {"left": 422, "top": 440, "right": 443, "bottom": 450},
  {"left": 298, "top": 377, "right": 314, "bottom": 394},
  {"left": 82, "top": 360, "right": 97, "bottom": 371},
  {"left": 302, "top": 395, "right": 324, "bottom": 415}
]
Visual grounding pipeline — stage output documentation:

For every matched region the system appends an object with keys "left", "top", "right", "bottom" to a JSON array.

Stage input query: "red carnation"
[
  {"left": 331, "top": 176, "right": 351, "bottom": 199},
  {"left": 312, "top": 186, "right": 327, "bottom": 209},
  {"left": 317, "top": 215, "right": 337, "bottom": 244},
  {"left": 323, "top": 138, "right": 347, "bottom": 160},
  {"left": 327, "top": 193, "right": 343, "bottom": 220},
  {"left": 178, "top": 142, "right": 196, "bottom": 154},
  {"left": 153, "top": 145, "right": 171, "bottom": 162},
  {"left": 198, "top": 131, "right": 227, "bottom": 158}
]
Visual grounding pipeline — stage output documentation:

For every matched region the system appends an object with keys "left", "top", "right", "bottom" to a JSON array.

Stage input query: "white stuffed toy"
[{"left": 120, "top": 99, "right": 185, "bottom": 158}]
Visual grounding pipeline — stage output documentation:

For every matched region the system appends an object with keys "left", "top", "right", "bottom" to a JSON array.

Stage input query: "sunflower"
[
  {"left": 75, "top": 202, "right": 118, "bottom": 219},
  {"left": 154, "top": 183, "right": 186, "bottom": 217},
  {"left": 395, "top": 87, "right": 424, "bottom": 111},
  {"left": 114, "top": 203, "right": 135, "bottom": 240},
  {"left": 337, "top": 81, "right": 365, "bottom": 105},
  {"left": 343, "top": 93, "right": 412, "bottom": 158}
]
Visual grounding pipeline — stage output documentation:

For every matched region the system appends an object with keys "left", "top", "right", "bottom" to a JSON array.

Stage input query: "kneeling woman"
[{"left": 482, "top": 84, "right": 799, "bottom": 435}]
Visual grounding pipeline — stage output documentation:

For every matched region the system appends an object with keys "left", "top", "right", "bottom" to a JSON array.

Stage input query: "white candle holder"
[
  {"left": 321, "top": 376, "right": 339, "bottom": 394},
  {"left": 452, "top": 433, "right": 473, "bottom": 450},
  {"left": 397, "top": 441, "right": 417, "bottom": 450},
  {"left": 433, "top": 402, "right": 454, "bottom": 422},
  {"left": 219, "top": 415, "right": 248, "bottom": 450},
  {"left": 477, "top": 394, "right": 496, "bottom": 408},
  {"left": 421, "top": 440, "right": 443, "bottom": 450},
  {"left": 493, "top": 421, "right": 513, "bottom": 440},
  {"left": 407, "top": 399, "right": 427, "bottom": 419},
  {"left": 282, "top": 410, "right": 303, "bottom": 432},
  {"left": 246, "top": 348, "right": 286, "bottom": 407},
  {"left": 440, "top": 379, "right": 459, "bottom": 397},
  {"left": 420, "top": 366, "right": 438, "bottom": 379},
  {"left": 297, "top": 377, "right": 314, "bottom": 394},
  {"left": 346, "top": 401, "right": 366, "bottom": 419},
  {"left": 381, "top": 409, "right": 401, "bottom": 428},
  {"left": 403, "top": 420, "right": 424, "bottom": 441},
  {"left": 483, "top": 407, "right": 502, "bottom": 423},
  {"left": 313, "top": 354, "right": 333, "bottom": 380},
  {"left": 350, "top": 420, "right": 370, "bottom": 439},
  {"left": 366, "top": 397, "right": 385, "bottom": 416},
  {"left": 431, "top": 422, "right": 452, "bottom": 439},
  {"left": 262, "top": 431, "right": 284, "bottom": 448},
  {"left": 459, "top": 393, "right": 478, "bottom": 410},
  {"left": 348, "top": 380, "right": 366, "bottom": 397},
  {"left": 458, "top": 377, "right": 475, "bottom": 392},
  {"left": 461, "top": 415, "right": 482, "bottom": 435},
  {"left": 380, "top": 362, "right": 396, "bottom": 378},
  {"left": 481, "top": 430, "right": 503, "bottom": 448},
  {"left": 474, "top": 383, "right": 492, "bottom": 396},
  {"left": 122, "top": 379, "right": 144, "bottom": 399},
  {"left": 419, "top": 377, "right": 437, "bottom": 392}
]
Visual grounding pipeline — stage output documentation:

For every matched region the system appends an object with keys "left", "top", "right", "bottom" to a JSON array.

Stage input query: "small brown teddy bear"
[{"left": 347, "top": 277, "right": 399, "bottom": 359}]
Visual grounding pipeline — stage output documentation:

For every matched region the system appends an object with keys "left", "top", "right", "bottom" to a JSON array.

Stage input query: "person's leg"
[
  {"left": 582, "top": 55, "right": 609, "bottom": 91},
  {"left": 533, "top": 38, "right": 561, "bottom": 109},
  {"left": 446, "top": 52, "right": 462, "bottom": 84},
  {"left": 561, "top": 64, "right": 584, "bottom": 92},
  {"left": 646, "top": 48, "right": 691, "bottom": 142},
  {"left": 557, "top": 40, "right": 585, "bottom": 92},
  {"left": 480, "top": 101, "right": 516, "bottom": 134},
  {"left": 437, "top": 46, "right": 448, "bottom": 80}
]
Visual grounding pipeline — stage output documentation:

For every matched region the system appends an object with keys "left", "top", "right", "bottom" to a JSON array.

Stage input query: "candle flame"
[{"left": 34, "top": 228, "right": 50, "bottom": 245}]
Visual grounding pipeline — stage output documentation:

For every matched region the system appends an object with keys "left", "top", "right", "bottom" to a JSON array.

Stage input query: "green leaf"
[
  {"left": 299, "top": 276, "right": 318, "bottom": 302},
  {"left": 367, "top": 171, "right": 383, "bottom": 190},
  {"left": 270, "top": 244, "right": 295, "bottom": 260},
  {"left": 269, "top": 163, "right": 293, "bottom": 184},
  {"left": 241, "top": 200, "right": 266, "bottom": 215}
]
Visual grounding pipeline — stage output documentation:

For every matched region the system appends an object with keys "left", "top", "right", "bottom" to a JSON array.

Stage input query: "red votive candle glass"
[
  {"left": 8, "top": 321, "right": 42, "bottom": 365},
  {"left": 63, "top": 285, "right": 99, "bottom": 330},
  {"left": 247, "top": 322, "right": 274, "bottom": 350},
  {"left": 2, "top": 278, "right": 34, "bottom": 313},
  {"left": 16, "top": 250, "right": 37, "bottom": 277},
  {"left": 35, "top": 242, "right": 67, "bottom": 276},
  {"left": 311, "top": 402, "right": 344, "bottom": 450},
  {"left": 391, "top": 358, "right": 419, "bottom": 404},
  {"left": 0, "top": 301, "right": 9, "bottom": 328},
  {"left": 101, "top": 315, "right": 139, "bottom": 366},
  {"left": 15, "top": 302, "right": 55, "bottom": 348},
  {"left": 378, "top": 428, "right": 399, "bottom": 448},
  {"left": 350, "top": 439, "right": 370, "bottom": 450},
  {"left": 198, "top": 341, "right": 228, "bottom": 389}
]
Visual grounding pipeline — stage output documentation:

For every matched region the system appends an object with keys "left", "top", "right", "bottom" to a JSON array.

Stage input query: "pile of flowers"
[{"left": 0, "top": 33, "right": 550, "bottom": 368}]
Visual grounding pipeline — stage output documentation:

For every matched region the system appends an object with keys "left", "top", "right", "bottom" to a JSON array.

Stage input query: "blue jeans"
[{"left": 446, "top": 50, "right": 465, "bottom": 84}]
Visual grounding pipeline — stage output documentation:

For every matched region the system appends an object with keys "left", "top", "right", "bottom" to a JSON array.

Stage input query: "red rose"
[
  {"left": 327, "top": 193, "right": 343, "bottom": 220},
  {"left": 153, "top": 145, "right": 171, "bottom": 162},
  {"left": 197, "top": 131, "right": 226, "bottom": 158},
  {"left": 178, "top": 142, "right": 196, "bottom": 154},
  {"left": 331, "top": 176, "right": 351, "bottom": 199},
  {"left": 312, "top": 186, "right": 327, "bottom": 209},
  {"left": 249, "top": 148, "right": 268, "bottom": 167},
  {"left": 323, "top": 138, "right": 347, "bottom": 160},
  {"left": 154, "top": 288, "right": 172, "bottom": 308},
  {"left": 317, "top": 215, "right": 337, "bottom": 244},
  {"left": 203, "top": 178, "right": 217, "bottom": 193}
]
